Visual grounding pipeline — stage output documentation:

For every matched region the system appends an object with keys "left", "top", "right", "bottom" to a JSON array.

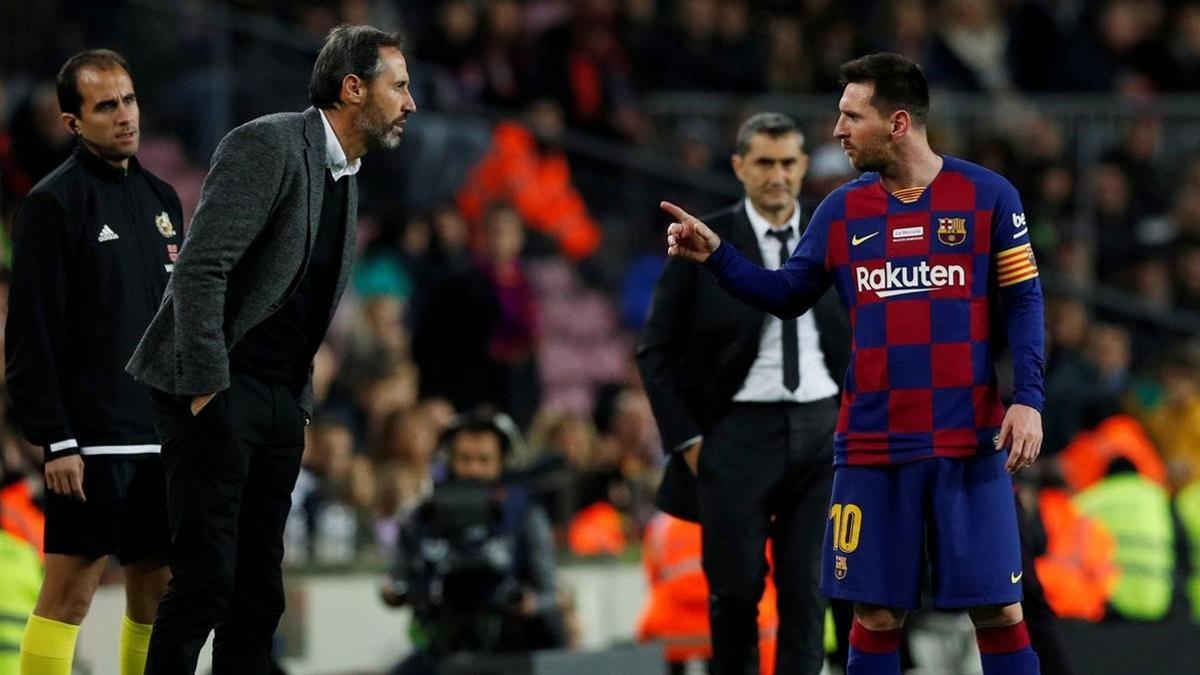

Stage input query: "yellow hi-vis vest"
[
  {"left": 1074, "top": 474, "right": 1174, "bottom": 621},
  {"left": 0, "top": 530, "right": 41, "bottom": 675},
  {"left": 1174, "top": 480, "right": 1200, "bottom": 621}
]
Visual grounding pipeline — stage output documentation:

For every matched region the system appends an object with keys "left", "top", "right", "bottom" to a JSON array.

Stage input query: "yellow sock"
[
  {"left": 19, "top": 614, "right": 79, "bottom": 675},
  {"left": 119, "top": 615, "right": 154, "bottom": 675}
]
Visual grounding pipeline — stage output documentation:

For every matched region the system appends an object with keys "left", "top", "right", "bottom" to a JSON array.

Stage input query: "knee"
[
  {"left": 38, "top": 591, "right": 95, "bottom": 625},
  {"left": 970, "top": 602, "right": 1024, "bottom": 628},
  {"left": 709, "top": 589, "right": 761, "bottom": 619},
  {"left": 854, "top": 604, "right": 905, "bottom": 631}
]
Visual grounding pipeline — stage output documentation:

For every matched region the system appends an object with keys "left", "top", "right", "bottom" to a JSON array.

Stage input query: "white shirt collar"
[
  {"left": 743, "top": 197, "right": 800, "bottom": 242},
  {"left": 319, "top": 109, "right": 361, "bottom": 181}
]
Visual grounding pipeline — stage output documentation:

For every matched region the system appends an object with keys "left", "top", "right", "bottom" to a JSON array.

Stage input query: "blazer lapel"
[
  {"left": 302, "top": 108, "right": 324, "bottom": 254},
  {"left": 726, "top": 202, "right": 764, "bottom": 266},
  {"left": 328, "top": 177, "right": 358, "bottom": 320}
]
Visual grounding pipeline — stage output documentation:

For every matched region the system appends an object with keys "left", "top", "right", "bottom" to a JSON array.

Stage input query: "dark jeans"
[
  {"left": 697, "top": 399, "right": 837, "bottom": 675},
  {"left": 145, "top": 370, "right": 305, "bottom": 675}
]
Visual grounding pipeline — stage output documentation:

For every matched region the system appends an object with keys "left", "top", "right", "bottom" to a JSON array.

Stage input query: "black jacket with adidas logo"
[{"left": 6, "top": 144, "right": 183, "bottom": 461}]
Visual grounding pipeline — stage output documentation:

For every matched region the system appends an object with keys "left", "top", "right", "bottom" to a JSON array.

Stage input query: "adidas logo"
[{"left": 98, "top": 225, "right": 119, "bottom": 242}]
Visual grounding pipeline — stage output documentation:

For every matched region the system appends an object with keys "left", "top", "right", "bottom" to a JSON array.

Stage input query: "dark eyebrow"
[{"left": 92, "top": 96, "right": 118, "bottom": 111}]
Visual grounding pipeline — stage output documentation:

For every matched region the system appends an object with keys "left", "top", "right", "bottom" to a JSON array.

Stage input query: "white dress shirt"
[
  {"left": 732, "top": 198, "right": 839, "bottom": 404},
  {"left": 318, "top": 109, "right": 361, "bottom": 181}
]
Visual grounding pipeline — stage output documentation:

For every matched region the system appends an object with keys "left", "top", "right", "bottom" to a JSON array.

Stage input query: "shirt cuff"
[
  {"left": 45, "top": 438, "right": 80, "bottom": 461},
  {"left": 673, "top": 435, "right": 703, "bottom": 453}
]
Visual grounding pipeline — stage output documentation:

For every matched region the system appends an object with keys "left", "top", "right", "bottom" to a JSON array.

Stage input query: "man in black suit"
[{"left": 637, "top": 112, "right": 850, "bottom": 675}]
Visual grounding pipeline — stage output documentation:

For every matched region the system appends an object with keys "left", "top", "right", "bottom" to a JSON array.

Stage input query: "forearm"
[
  {"left": 703, "top": 241, "right": 825, "bottom": 318},
  {"left": 1003, "top": 280, "right": 1046, "bottom": 411}
]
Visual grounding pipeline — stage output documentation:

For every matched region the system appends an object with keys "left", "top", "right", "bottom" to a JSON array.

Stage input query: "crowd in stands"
[{"left": 10, "top": 3, "right": 1200, "bottom": 652}]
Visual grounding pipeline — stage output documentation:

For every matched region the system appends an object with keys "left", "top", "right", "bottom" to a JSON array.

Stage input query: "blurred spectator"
[
  {"left": 637, "top": 512, "right": 778, "bottom": 674},
  {"left": 365, "top": 407, "right": 439, "bottom": 555},
  {"left": 416, "top": 0, "right": 484, "bottom": 106},
  {"left": 355, "top": 359, "right": 421, "bottom": 443},
  {"left": 764, "top": 17, "right": 814, "bottom": 93},
  {"left": 1043, "top": 298, "right": 1095, "bottom": 453},
  {"left": 1032, "top": 473, "right": 1118, "bottom": 622},
  {"left": 1073, "top": 457, "right": 1175, "bottom": 621},
  {"left": 337, "top": 295, "right": 409, "bottom": 396},
  {"left": 6, "top": 83, "right": 73, "bottom": 193},
  {"left": 1138, "top": 346, "right": 1200, "bottom": 488},
  {"left": 925, "top": 0, "right": 1013, "bottom": 92},
  {"left": 1089, "top": 160, "right": 1145, "bottom": 282},
  {"left": 1173, "top": 239, "right": 1200, "bottom": 311},
  {"left": 1174, "top": 478, "right": 1200, "bottom": 621},
  {"left": 1086, "top": 322, "right": 1133, "bottom": 397},
  {"left": 382, "top": 414, "right": 564, "bottom": 673},
  {"left": 1057, "top": 396, "right": 1167, "bottom": 493},
  {"left": 478, "top": 0, "right": 528, "bottom": 109},
  {"left": 531, "top": 0, "right": 647, "bottom": 140},
  {"left": 288, "top": 418, "right": 363, "bottom": 566},
  {"left": 523, "top": 409, "right": 597, "bottom": 537},
  {"left": 457, "top": 102, "right": 602, "bottom": 259},
  {"left": 482, "top": 204, "right": 540, "bottom": 429},
  {"left": 652, "top": 0, "right": 724, "bottom": 91},
  {"left": 593, "top": 388, "right": 661, "bottom": 534}
]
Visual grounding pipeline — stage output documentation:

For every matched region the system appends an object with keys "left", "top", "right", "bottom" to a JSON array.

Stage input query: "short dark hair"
[
  {"left": 839, "top": 53, "right": 930, "bottom": 125},
  {"left": 442, "top": 415, "right": 511, "bottom": 458},
  {"left": 309, "top": 24, "right": 405, "bottom": 109},
  {"left": 734, "top": 112, "right": 804, "bottom": 155},
  {"left": 57, "top": 49, "right": 131, "bottom": 117}
]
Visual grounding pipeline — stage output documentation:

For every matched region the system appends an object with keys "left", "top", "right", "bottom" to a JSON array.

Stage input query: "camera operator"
[{"left": 382, "top": 414, "right": 564, "bottom": 674}]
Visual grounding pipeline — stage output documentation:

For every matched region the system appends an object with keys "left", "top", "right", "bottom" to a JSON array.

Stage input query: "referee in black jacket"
[{"left": 6, "top": 49, "right": 183, "bottom": 674}]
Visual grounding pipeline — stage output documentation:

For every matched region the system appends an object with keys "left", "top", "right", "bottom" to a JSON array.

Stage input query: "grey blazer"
[{"left": 127, "top": 107, "right": 356, "bottom": 417}]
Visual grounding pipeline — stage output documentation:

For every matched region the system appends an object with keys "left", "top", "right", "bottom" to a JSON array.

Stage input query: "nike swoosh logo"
[
  {"left": 1013, "top": 228, "right": 1028, "bottom": 239},
  {"left": 851, "top": 232, "right": 879, "bottom": 246},
  {"left": 1011, "top": 572, "right": 1023, "bottom": 584}
]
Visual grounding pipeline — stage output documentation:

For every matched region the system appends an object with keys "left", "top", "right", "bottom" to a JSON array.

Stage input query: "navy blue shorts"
[{"left": 819, "top": 452, "right": 1023, "bottom": 610}]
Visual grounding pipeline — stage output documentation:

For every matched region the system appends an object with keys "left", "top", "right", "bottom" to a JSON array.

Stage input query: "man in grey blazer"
[{"left": 126, "top": 25, "right": 416, "bottom": 673}]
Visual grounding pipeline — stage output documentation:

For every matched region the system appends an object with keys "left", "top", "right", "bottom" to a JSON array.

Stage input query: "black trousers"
[
  {"left": 697, "top": 399, "right": 837, "bottom": 675},
  {"left": 146, "top": 370, "right": 305, "bottom": 675}
]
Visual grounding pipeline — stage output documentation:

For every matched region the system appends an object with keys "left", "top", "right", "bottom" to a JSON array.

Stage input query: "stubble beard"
[{"left": 357, "top": 98, "right": 402, "bottom": 151}]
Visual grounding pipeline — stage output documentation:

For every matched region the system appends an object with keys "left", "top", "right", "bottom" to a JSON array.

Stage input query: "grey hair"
[{"left": 734, "top": 112, "right": 804, "bottom": 155}]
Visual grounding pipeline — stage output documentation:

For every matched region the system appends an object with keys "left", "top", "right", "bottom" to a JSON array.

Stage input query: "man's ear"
[
  {"left": 61, "top": 113, "right": 80, "bottom": 135},
  {"left": 341, "top": 74, "right": 366, "bottom": 106}
]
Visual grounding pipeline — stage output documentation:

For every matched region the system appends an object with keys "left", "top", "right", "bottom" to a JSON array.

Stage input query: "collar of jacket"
[{"left": 74, "top": 143, "right": 141, "bottom": 183}]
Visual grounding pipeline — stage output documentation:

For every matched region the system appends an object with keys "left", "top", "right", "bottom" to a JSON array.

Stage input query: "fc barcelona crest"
[
  {"left": 155, "top": 212, "right": 176, "bottom": 238},
  {"left": 834, "top": 555, "right": 848, "bottom": 580},
  {"left": 937, "top": 217, "right": 967, "bottom": 246}
]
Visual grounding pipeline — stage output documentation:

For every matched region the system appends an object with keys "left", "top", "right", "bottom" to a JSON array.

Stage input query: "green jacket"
[{"left": 1074, "top": 474, "right": 1174, "bottom": 621}]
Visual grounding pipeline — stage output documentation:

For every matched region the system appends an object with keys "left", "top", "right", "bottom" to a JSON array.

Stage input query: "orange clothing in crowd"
[
  {"left": 457, "top": 121, "right": 602, "bottom": 260},
  {"left": 0, "top": 479, "right": 44, "bottom": 557},
  {"left": 1034, "top": 488, "right": 1118, "bottom": 621},
  {"left": 567, "top": 501, "right": 627, "bottom": 556},
  {"left": 1057, "top": 414, "right": 1166, "bottom": 493},
  {"left": 637, "top": 513, "right": 777, "bottom": 673}
]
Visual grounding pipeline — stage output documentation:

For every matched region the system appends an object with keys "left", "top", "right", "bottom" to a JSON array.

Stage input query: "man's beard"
[
  {"left": 850, "top": 144, "right": 888, "bottom": 173},
  {"left": 357, "top": 98, "right": 403, "bottom": 150}
]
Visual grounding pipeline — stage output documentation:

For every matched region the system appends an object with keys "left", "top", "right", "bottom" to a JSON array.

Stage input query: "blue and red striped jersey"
[{"left": 703, "top": 155, "right": 1045, "bottom": 466}]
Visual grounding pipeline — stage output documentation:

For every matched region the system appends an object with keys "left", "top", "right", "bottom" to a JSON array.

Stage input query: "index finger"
[{"left": 660, "top": 201, "right": 695, "bottom": 223}]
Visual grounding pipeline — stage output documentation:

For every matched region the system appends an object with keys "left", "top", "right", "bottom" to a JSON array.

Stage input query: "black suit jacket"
[{"left": 636, "top": 201, "right": 851, "bottom": 521}]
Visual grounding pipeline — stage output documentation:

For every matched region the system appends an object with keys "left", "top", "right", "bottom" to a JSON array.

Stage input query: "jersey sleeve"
[
  {"left": 991, "top": 180, "right": 1045, "bottom": 411},
  {"left": 702, "top": 198, "right": 834, "bottom": 319},
  {"left": 4, "top": 192, "right": 80, "bottom": 459}
]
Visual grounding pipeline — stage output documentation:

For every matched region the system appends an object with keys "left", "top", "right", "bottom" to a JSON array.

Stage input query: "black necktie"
[{"left": 766, "top": 227, "right": 800, "bottom": 392}]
